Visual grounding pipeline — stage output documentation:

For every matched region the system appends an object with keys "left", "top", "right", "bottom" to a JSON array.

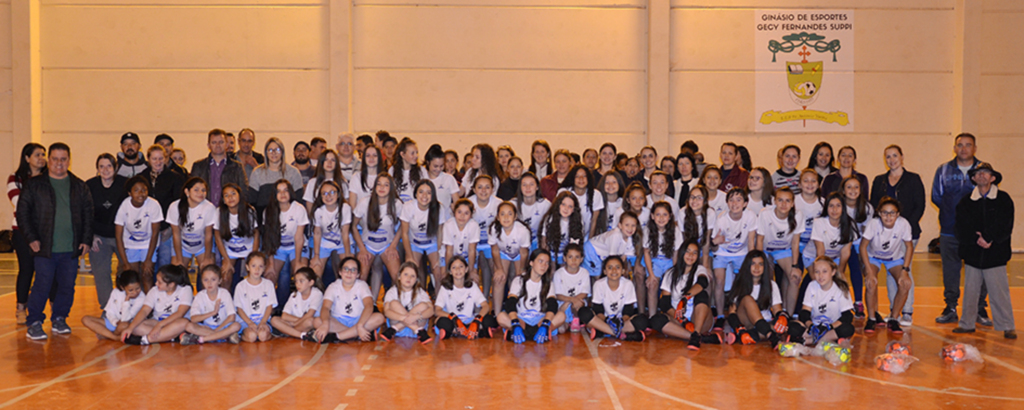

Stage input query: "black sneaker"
[
  {"left": 124, "top": 334, "right": 144, "bottom": 345},
  {"left": 864, "top": 318, "right": 877, "bottom": 333},
  {"left": 887, "top": 319, "right": 903, "bottom": 334},
  {"left": 301, "top": 330, "right": 317, "bottom": 342},
  {"left": 624, "top": 331, "right": 645, "bottom": 342},
  {"left": 321, "top": 333, "right": 341, "bottom": 344},
  {"left": 26, "top": 322, "right": 47, "bottom": 341},
  {"left": 977, "top": 313, "right": 994, "bottom": 327},
  {"left": 713, "top": 317, "right": 726, "bottom": 331},
  {"left": 874, "top": 313, "right": 887, "bottom": 328},
  {"left": 379, "top": 327, "right": 396, "bottom": 342},
  {"left": 179, "top": 333, "right": 200, "bottom": 345},
  {"left": 270, "top": 327, "right": 286, "bottom": 338},
  {"left": 854, "top": 302, "right": 865, "bottom": 319},
  {"left": 935, "top": 308, "right": 958, "bottom": 324},
  {"left": 952, "top": 327, "right": 975, "bottom": 334},
  {"left": 417, "top": 329, "right": 433, "bottom": 344},
  {"left": 1005, "top": 330, "right": 1018, "bottom": 339},
  {"left": 51, "top": 317, "right": 71, "bottom": 335},
  {"left": 687, "top": 336, "right": 701, "bottom": 350}
]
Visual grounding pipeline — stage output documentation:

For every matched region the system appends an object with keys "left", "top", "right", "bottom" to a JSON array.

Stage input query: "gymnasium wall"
[{"left": 2, "top": 0, "right": 1023, "bottom": 250}]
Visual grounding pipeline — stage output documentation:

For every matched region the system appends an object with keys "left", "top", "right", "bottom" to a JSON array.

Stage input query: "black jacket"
[
  {"left": 869, "top": 170, "right": 926, "bottom": 239},
  {"left": 15, "top": 172, "right": 94, "bottom": 258},
  {"left": 142, "top": 168, "right": 186, "bottom": 231},
  {"left": 190, "top": 155, "right": 248, "bottom": 204},
  {"left": 956, "top": 187, "right": 1014, "bottom": 269}
]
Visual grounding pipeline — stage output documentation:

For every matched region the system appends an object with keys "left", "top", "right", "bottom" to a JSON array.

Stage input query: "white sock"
[{"left": 140, "top": 336, "right": 150, "bottom": 345}]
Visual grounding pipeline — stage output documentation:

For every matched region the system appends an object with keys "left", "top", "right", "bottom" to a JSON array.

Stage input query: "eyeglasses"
[
  {"left": 341, "top": 267, "right": 359, "bottom": 273},
  {"left": 322, "top": 191, "right": 338, "bottom": 196},
  {"left": 338, "top": 142, "right": 354, "bottom": 146},
  {"left": 879, "top": 211, "right": 898, "bottom": 216},
  {"left": 267, "top": 148, "right": 282, "bottom": 153},
  {"left": 689, "top": 195, "right": 705, "bottom": 200}
]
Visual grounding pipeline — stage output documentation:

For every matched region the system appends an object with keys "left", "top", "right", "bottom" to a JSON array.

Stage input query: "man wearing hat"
[
  {"left": 116, "top": 132, "right": 148, "bottom": 178},
  {"left": 952, "top": 163, "right": 1016, "bottom": 339},
  {"left": 154, "top": 133, "right": 187, "bottom": 175}
]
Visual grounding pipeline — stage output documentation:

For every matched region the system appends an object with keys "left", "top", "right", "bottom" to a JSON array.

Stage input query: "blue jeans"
[{"left": 27, "top": 252, "right": 78, "bottom": 325}]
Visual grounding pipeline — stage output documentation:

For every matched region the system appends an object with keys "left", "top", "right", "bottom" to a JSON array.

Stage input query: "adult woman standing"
[
  {"left": 86, "top": 154, "right": 128, "bottom": 308},
  {"left": 249, "top": 137, "right": 304, "bottom": 220},
  {"left": 869, "top": 145, "right": 926, "bottom": 327},
  {"left": 807, "top": 142, "right": 838, "bottom": 184},
  {"left": 673, "top": 152, "right": 699, "bottom": 211},
  {"left": 8, "top": 143, "right": 46, "bottom": 323},
  {"left": 142, "top": 145, "right": 185, "bottom": 270},
  {"left": 540, "top": 149, "right": 573, "bottom": 202},
  {"left": 820, "top": 146, "right": 868, "bottom": 199},
  {"left": 593, "top": 143, "right": 619, "bottom": 183}
]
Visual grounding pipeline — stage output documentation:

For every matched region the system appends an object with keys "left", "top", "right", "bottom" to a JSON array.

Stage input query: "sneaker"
[
  {"left": 228, "top": 333, "right": 241, "bottom": 344},
  {"left": 417, "top": 329, "right": 433, "bottom": 344},
  {"left": 51, "top": 317, "right": 71, "bottom": 335},
  {"left": 887, "top": 319, "right": 903, "bottom": 334},
  {"left": 270, "top": 327, "right": 286, "bottom": 338},
  {"left": 179, "top": 333, "right": 200, "bottom": 346},
  {"left": 864, "top": 318, "right": 877, "bottom": 334},
  {"left": 570, "top": 317, "right": 582, "bottom": 333},
  {"left": 738, "top": 328, "right": 757, "bottom": 345},
  {"left": 713, "top": 317, "right": 726, "bottom": 332},
  {"left": 379, "top": 327, "right": 396, "bottom": 342},
  {"left": 124, "top": 334, "right": 143, "bottom": 345},
  {"left": 977, "top": 314, "right": 994, "bottom": 327},
  {"left": 301, "top": 330, "right": 317, "bottom": 342},
  {"left": 951, "top": 327, "right": 975, "bottom": 334},
  {"left": 854, "top": 302, "right": 865, "bottom": 319},
  {"left": 624, "top": 331, "right": 645, "bottom": 342},
  {"left": 26, "top": 322, "right": 47, "bottom": 341},
  {"left": 15, "top": 306, "right": 27, "bottom": 325},
  {"left": 874, "top": 313, "right": 887, "bottom": 328},
  {"left": 687, "top": 336, "right": 701, "bottom": 351},
  {"left": 1005, "top": 330, "right": 1018, "bottom": 340},
  {"left": 321, "top": 333, "right": 341, "bottom": 344},
  {"left": 700, "top": 333, "right": 723, "bottom": 345},
  {"left": 935, "top": 308, "right": 958, "bottom": 324},
  {"left": 899, "top": 313, "right": 913, "bottom": 328}
]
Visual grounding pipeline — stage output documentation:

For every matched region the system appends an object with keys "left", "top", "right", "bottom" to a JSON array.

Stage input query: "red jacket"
[
  {"left": 720, "top": 166, "right": 749, "bottom": 192},
  {"left": 540, "top": 174, "right": 563, "bottom": 202}
]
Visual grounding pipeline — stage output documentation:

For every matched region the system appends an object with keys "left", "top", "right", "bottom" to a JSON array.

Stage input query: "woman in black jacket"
[
  {"left": 86, "top": 154, "right": 128, "bottom": 308},
  {"left": 869, "top": 144, "right": 925, "bottom": 327},
  {"left": 141, "top": 145, "right": 185, "bottom": 270}
]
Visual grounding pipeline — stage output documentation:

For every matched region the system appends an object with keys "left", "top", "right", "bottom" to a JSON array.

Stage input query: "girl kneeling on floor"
[
  {"left": 121, "top": 264, "right": 192, "bottom": 345},
  {"left": 380, "top": 262, "right": 435, "bottom": 344},
  {"left": 579, "top": 256, "right": 648, "bottom": 342},
  {"left": 790, "top": 256, "right": 855, "bottom": 346},
  {"left": 723, "top": 250, "right": 788, "bottom": 346},
  {"left": 435, "top": 255, "right": 494, "bottom": 340},
  {"left": 181, "top": 265, "right": 241, "bottom": 345},
  {"left": 497, "top": 249, "right": 565, "bottom": 344},
  {"left": 648, "top": 240, "right": 727, "bottom": 350},
  {"left": 270, "top": 267, "right": 323, "bottom": 339},
  {"left": 309, "top": 256, "right": 385, "bottom": 343}
]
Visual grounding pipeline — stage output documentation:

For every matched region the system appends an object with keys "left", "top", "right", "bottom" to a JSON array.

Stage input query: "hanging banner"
[{"left": 755, "top": 10, "right": 854, "bottom": 132}]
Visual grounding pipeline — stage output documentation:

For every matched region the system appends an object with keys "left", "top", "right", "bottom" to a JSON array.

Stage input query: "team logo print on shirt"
[
  {"left": 212, "top": 312, "right": 220, "bottom": 323},
  {"left": 776, "top": 231, "right": 785, "bottom": 239},
  {"left": 185, "top": 221, "right": 195, "bottom": 231},
  {"left": 829, "top": 239, "right": 839, "bottom": 248},
  {"left": 134, "top": 219, "right": 143, "bottom": 229},
  {"left": 251, "top": 299, "right": 260, "bottom": 311},
  {"left": 881, "top": 240, "right": 891, "bottom": 250},
  {"left": 568, "top": 287, "right": 577, "bottom": 297},
  {"left": 456, "top": 301, "right": 466, "bottom": 312},
  {"left": 609, "top": 302, "right": 620, "bottom": 313},
  {"left": 344, "top": 302, "right": 354, "bottom": 315}
]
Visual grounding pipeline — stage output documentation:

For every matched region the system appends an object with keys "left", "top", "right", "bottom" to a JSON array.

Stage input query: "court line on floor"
[
  {"left": 0, "top": 345, "right": 131, "bottom": 408},
  {"left": 794, "top": 356, "right": 1024, "bottom": 401},
  {"left": 227, "top": 343, "right": 328, "bottom": 410},
  {"left": 0, "top": 344, "right": 161, "bottom": 393},
  {"left": 582, "top": 336, "right": 624, "bottom": 410},
  {"left": 912, "top": 326, "right": 1024, "bottom": 377}
]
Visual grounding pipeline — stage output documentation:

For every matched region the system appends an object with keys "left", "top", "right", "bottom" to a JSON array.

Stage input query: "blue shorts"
[
  {"left": 649, "top": 256, "right": 673, "bottom": 279},
  {"left": 238, "top": 315, "right": 268, "bottom": 332},
  {"left": 478, "top": 245, "right": 492, "bottom": 259},
  {"left": 499, "top": 250, "right": 522, "bottom": 262},
  {"left": 104, "top": 317, "right": 117, "bottom": 332},
  {"left": 713, "top": 254, "right": 745, "bottom": 292},
  {"left": 386, "top": 318, "right": 418, "bottom": 338},
  {"left": 530, "top": 238, "right": 539, "bottom": 253},
  {"left": 333, "top": 315, "right": 359, "bottom": 329},
  {"left": 869, "top": 257, "right": 904, "bottom": 270},
  {"left": 562, "top": 303, "right": 576, "bottom": 324},
  {"left": 171, "top": 247, "right": 202, "bottom": 260},
  {"left": 411, "top": 240, "right": 439, "bottom": 255},
  {"left": 765, "top": 248, "right": 793, "bottom": 263},
  {"left": 125, "top": 248, "right": 157, "bottom": 264},
  {"left": 518, "top": 310, "right": 558, "bottom": 337},
  {"left": 275, "top": 247, "right": 297, "bottom": 262},
  {"left": 317, "top": 246, "right": 342, "bottom": 259}
]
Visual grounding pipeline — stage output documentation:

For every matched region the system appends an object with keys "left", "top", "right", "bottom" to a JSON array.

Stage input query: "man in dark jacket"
[
  {"left": 191, "top": 128, "right": 247, "bottom": 206},
  {"left": 952, "top": 163, "right": 1016, "bottom": 339},
  {"left": 932, "top": 133, "right": 989, "bottom": 325},
  {"left": 17, "top": 143, "right": 94, "bottom": 340}
]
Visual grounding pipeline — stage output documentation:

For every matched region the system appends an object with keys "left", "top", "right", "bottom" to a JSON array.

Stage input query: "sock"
[
  {"left": 727, "top": 314, "right": 743, "bottom": 331},
  {"left": 140, "top": 336, "right": 150, "bottom": 345}
]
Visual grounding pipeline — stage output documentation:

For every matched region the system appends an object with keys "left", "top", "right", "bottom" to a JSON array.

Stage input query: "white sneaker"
[{"left": 899, "top": 314, "right": 913, "bottom": 328}]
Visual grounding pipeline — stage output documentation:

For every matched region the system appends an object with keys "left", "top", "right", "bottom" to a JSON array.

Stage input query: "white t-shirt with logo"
[
  {"left": 643, "top": 225, "right": 683, "bottom": 259},
  {"left": 756, "top": 206, "right": 805, "bottom": 251},
  {"left": 323, "top": 280, "right": 373, "bottom": 319},
  {"left": 612, "top": 206, "right": 650, "bottom": 230},
  {"left": 517, "top": 198, "right": 551, "bottom": 242},
  {"left": 803, "top": 280, "right": 854, "bottom": 325},
  {"left": 589, "top": 228, "right": 636, "bottom": 258},
  {"left": 104, "top": 288, "right": 147, "bottom": 324},
  {"left": 660, "top": 265, "right": 709, "bottom": 307},
  {"left": 166, "top": 199, "right": 217, "bottom": 255},
  {"left": 283, "top": 288, "right": 324, "bottom": 318},
  {"left": 680, "top": 207, "right": 717, "bottom": 245},
  {"left": 435, "top": 284, "right": 487, "bottom": 321},
  {"left": 803, "top": 217, "right": 856, "bottom": 260},
  {"left": 143, "top": 284, "right": 193, "bottom": 321},
  {"left": 467, "top": 195, "right": 499, "bottom": 247},
  {"left": 384, "top": 287, "right": 431, "bottom": 311},
  {"left": 713, "top": 210, "right": 757, "bottom": 257},
  {"left": 314, "top": 203, "right": 353, "bottom": 251},
  {"left": 488, "top": 223, "right": 532, "bottom": 259},
  {"left": 750, "top": 282, "right": 783, "bottom": 321},
  {"left": 190, "top": 288, "right": 236, "bottom": 328},
  {"left": 591, "top": 278, "right": 637, "bottom": 318},
  {"left": 266, "top": 202, "right": 309, "bottom": 251},
  {"left": 353, "top": 197, "right": 402, "bottom": 253},
  {"left": 794, "top": 195, "right": 823, "bottom": 244},
  {"left": 391, "top": 166, "right": 427, "bottom": 203},
  {"left": 400, "top": 200, "right": 450, "bottom": 247},
  {"left": 233, "top": 277, "right": 278, "bottom": 324},
  {"left": 509, "top": 276, "right": 555, "bottom": 315},
  {"left": 213, "top": 208, "right": 259, "bottom": 259},
  {"left": 861, "top": 217, "right": 912, "bottom": 260},
  {"left": 553, "top": 267, "right": 592, "bottom": 299},
  {"left": 560, "top": 187, "right": 605, "bottom": 237},
  {"left": 442, "top": 218, "right": 480, "bottom": 260},
  {"left": 114, "top": 197, "right": 164, "bottom": 250},
  {"left": 348, "top": 171, "right": 379, "bottom": 206},
  {"left": 428, "top": 172, "right": 460, "bottom": 210}
]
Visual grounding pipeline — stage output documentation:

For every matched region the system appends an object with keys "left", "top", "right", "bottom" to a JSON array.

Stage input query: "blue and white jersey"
[
  {"left": 353, "top": 197, "right": 402, "bottom": 253},
  {"left": 233, "top": 278, "right": 278, "bottom": 324},
  {"left": 114, "top": 197, "right": 164, "bottom": 250},
  {"left": 190, "top": 288, "right": 236, "bottom": 328},
  {"left": 314, "top": 203, "right": 353, "bottom": 250},
  {"left": 591, "top": 278, "right": 637, "bottom": 319},
  {"left": 213, "top": 209, "right": 259, "bottom": 259},
  {"left": 166, "top": 199, "right": 217, "bottom": 255},
  {"left": 143, "top": 285, "right": 192, "bottom": 321}
]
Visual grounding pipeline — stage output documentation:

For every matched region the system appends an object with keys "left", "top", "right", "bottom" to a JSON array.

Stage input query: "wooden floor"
[{"left": 2, "top": 256, "right": 1024, "bottom": 409}]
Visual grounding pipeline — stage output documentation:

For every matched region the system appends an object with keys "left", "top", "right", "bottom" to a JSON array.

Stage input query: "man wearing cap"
[
  {"left": 932, "top": 133, "right": 991, "bottom": 325},
  {"left": 292, "top": 141, "right": 314, "bottom": 187},
  {"left": 190, "top": 128, "right": 247, "bottom": 206},
  {"left": 116, "top": 132, "right": 148, "bottom": 178},
  {"left": 952, "top": 163, "right": 1016, "bottom": 339},
  {"left": 154, "top": 134, "right": 188, "bottom": 175}
]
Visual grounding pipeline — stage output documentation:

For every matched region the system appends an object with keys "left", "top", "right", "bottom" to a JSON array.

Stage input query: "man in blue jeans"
[
  {"left": 17, "top": 143, "right": 94, "bottom": 340},
  {"left": 931, "top": 133, "right": 990, "bottom": 325}
]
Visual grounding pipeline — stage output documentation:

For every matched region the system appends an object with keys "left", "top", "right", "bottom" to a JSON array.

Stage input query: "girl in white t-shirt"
[
  {"left": 557, "top": 165, "right": 604, "bottom": 238},
  {"left": 842, "top": 175, "right": 873, "bottom": 319},
  {"left": 467, "top": 175, "right": 500, "bottom": 295},
  {"left": 82, "top": 270, "right": 145, "bottom": 340},
  {"left": 262, "top": 179, "right": 309, "bottom": 306},
  {"left": 303, "top": 148, "right": 349, "bottom": 215},
  {"left": 794, "top": 169, "right": 823, "bottom": 262},
  {"left": 488, "top": 201, "right": 532, "bottom": 311},
  {"left": 755, "top": 187, "right": 804, "bottom": 314},
  {"left": 379, "top": 262, "right": 434, "bottom": 344},
  {"left": 114, "top": 176, "right": 163, "bottom": 290},
  {"left": 497, "top": 249, "right": 565, "bottom": 344},
  {"left": 352, "top": 172, "right": 404, "bottom": 302},
  {"left": 348, "top": 145, "right": 382, "bottom": 207},
  {"left": 309, "top": 256, "right": 386, "bottom": 343},
  {"left": 514, "top": 173, "right": 551, "bottom": 250},
  {"left": 801, "top": 192, "right": 858, "bottom": 279},
  {"left": 579, "top": 256, "right": 647, "bottom": 342},
  {"left": 401, "top": 179, "right": 448, "bottom": 287},
  {"left": 214, "top": 183, "right": 260, "bottom": 288},
  {"left": 711, "top": 188, "right": 757, "bottom": 323},
  {"left": 594, "top": 171, "right": 625, "bottom": 235},
  {"left": 700, "top": 165, "right": 727, "bottom": 214},
  {"left": 168, "top": 177, "right": 217, "bottom": 270},
  {"left": 121, "top": 264, "right": 192, "bottom": 345},
  {"left": 552, "top": 244, "right": 591, "bottom": 333},
  {"left": 434, "top": 255, "right": 492, "bottom": 340},
  {"left": 234, "top": 252, "right": 278, "bottom": 342},
  {"left": 649, "top": 240, "right": 723, "bottom": 350},
  {"left": 613, "top": 183, "right": 650, "bottom": 230},
  {"left": 424, "top": 144, "right": 460, "bottom": 210},
  {"left": 859, "top": 196, "right": 914, "bottom": 334},
  {"left": 680, "top": 185, "right": 715, "bottom": 269},
  {"left": 539, "top": 191, "right": 584, "bottom": 266},
  {"left": 745, "top": 167, "right": 774, "bottom": 215},
  {"left": 792, "top": 256, "right": 855, "bottom": 346},
  {"left": 442, "top": 199, "right": 479, "bottom": 283},
  {"left": 390, "top": 137, "right": 425, "bottom": 203},
  {"left": 270, "top": 267, "right": 323, "bottom": 339},
  {"left": 583, "top": 212, "right": 640, "bottom": 276},
  {"left": 723, "top": 251, "right": 786, "bottom": 346},
  {"left": 641, "top": 201, "right": 683, "bottom": 315},
  {"left": 310, "top": 180, "right": 352, "bottom": 279},
  {"left": 181, "top": 265, "right": 240, "bottom": 345}
]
